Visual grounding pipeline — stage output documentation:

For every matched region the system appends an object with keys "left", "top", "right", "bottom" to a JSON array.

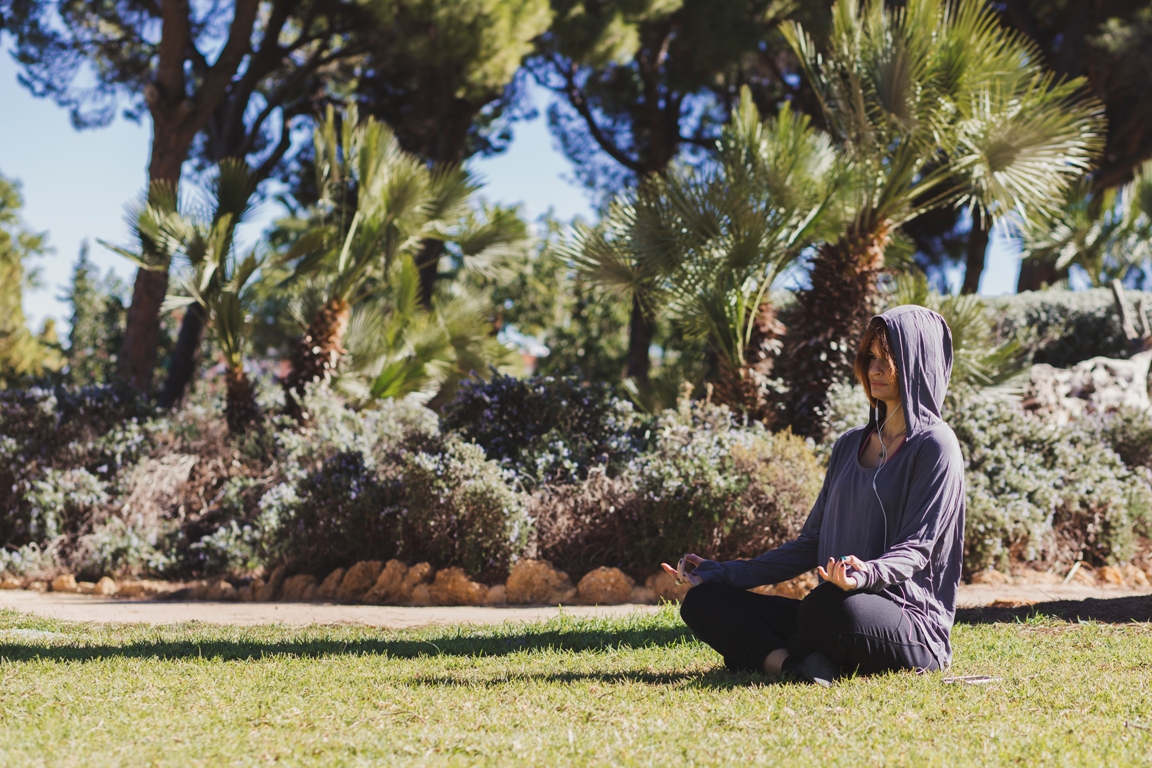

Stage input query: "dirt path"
[{"left": 0, "top": 583, "right": 1149, "bottom": 628}]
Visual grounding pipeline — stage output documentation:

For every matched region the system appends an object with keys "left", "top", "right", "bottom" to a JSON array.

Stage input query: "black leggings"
[{"left": 680, "top": 582, "right": 940, "bottom": 676}]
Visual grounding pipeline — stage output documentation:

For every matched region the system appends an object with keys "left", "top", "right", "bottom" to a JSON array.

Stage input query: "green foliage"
[
  {"left": 984, "top": 288, "right": 1152, "bottom": 368},
  {"left": 442, "top": 372, "right": 646, "bottom": 485},
  {"left": 0, "top": 170, "right": 61, "bottom": 386},
  {"left": 65, "top": 244, "right": 128, "bottom": 385},
  {"left": 951, "top": 398, "right": 1152, "bottom": 572}
]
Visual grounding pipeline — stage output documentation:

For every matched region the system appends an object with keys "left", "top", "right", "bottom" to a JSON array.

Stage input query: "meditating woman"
[{"left": 666, "top": 305, "right": 965, "bottom": 686}]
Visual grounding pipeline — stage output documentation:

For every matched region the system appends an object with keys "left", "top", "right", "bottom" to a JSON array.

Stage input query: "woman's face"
[{"left": 868, "top": 339, "right": 899, "bottom": 404}]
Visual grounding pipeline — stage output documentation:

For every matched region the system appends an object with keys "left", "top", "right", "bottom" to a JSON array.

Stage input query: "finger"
[
  {"left": 661, "top": 563, "right": 677, "bottom": 577},
  {"left": 816, "top": 566, "right": 829, "bottom": 580},
  {"left": 846, "top": 555, "right": 866, "bottom": 568},
  {"left": 686, "top": 554, "right": 704, "bottom": 565}
]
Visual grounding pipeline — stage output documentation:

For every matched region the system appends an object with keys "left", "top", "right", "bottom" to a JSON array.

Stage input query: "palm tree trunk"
[
  {"left": 711, "top": 303, "right": 785, "bottom": 424},
  {"left": 961, "top": 209, "right": 990, "bottom": 295},
  {"left": 626, "top": 294, "right": 653, "bottom": 386},
  {"left": 416, "top": 238, "right": 444, "bottom": 309},
  {"left": 283, "top": 297, "right": 351, "bottom": 417},
  {"left": 157, "top": 304, "right": 207, "bottom": 408},
  {"left": 782, "top": 229, "right": 889, "bottom": 439},
  {"left": 1016, "top": 257, "right": 1065, "bottom": 292},
  {"left": 224, "top": 363, "right": 261, "bottom": 434}
]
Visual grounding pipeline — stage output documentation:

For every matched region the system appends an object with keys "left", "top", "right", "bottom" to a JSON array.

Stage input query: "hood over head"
[{"left": 867, "top": 305, "right": 953, "bottom": 437}]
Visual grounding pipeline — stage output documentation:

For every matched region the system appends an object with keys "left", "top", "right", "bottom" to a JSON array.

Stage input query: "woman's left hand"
[{"left": 817, "top": 555, "right": 867, "bottom": 591}]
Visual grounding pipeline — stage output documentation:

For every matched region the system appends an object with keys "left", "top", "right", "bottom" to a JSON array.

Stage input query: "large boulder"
[
  {"left": 576, "top": 567, "right": 634, "bottom": 605},
  {"left": 281, "top": 574, "right": 318, "bottom": 602},
  {"left": 428, "top": 567, "right": 487, "bottom": 606},
  {"left": 1023, "top": 350, "right": 1152, "bottom": 425},
  {"left": 645, "top": 571, "right": 690, "bottom": 603},
  {"left": 505, "top": 559, "right": 572, "bottom": 605},
  {"left": 316, "top": 568, "right": 345, "bottom": 601},
  {"left": 336, "top": 561, "right": 384, "bottom": 603}
]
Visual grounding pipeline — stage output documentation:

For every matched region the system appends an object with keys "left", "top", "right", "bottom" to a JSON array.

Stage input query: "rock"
[
  {"left": 550, "top": 586, "right": 578, "bottom": 604},
  {"left": 1023, "top": 350, "right": 1152, "bottom": 426},
  {"left": 970, "top": 569, "right": 1011, "bottom": 585},
  {"left": 0, "top": 576, "right": 21, "bottom": 590},
  {"left": 1071, "top": 565, "right": 1098, "bottom": 586},
  {"left": 255, "top": 565, "right": 287, "bottom": 602},
  {"left": 337, "top": 561, "right": 384, "bottom": 603},
  {"left": 1123, "top": 564, "right": 1150, "bottom": 587},
  {"left": 77, "top": 581, "right": 97, "bottom": 595},
  {"left": 407, "top": 583, "right": 433, "bottom": 606},
  {"left": 117, "top": 580, "right": 169, "bottom": 598},
  {"left": 1011, "top": 569, "right": 1062, "bottom": 585},
  {"left": 576, "top": 567, "right": 634, "bottom": 605},
  {"left": 187, "top": 581, "right": 211, "bottom": 600},
  {"left": 27, "top": 581, "right": 48, "bottom": 593},
  {"left": 429, "top": 567, "right": 488, "bottom": 606},
  {"left": 629, "top": 586, "right": 658, "bottom": 605},
  {"left": 93, "top": 577, "right": 117, "bottom": 596},
  {"left": 401, "top": 562, "right": 434, "bottom": 594},
  {"left": 1099, "top": 565, "right": 1125, "bottom": 585},
  {"left": 280, "top": 574, "right": 318, "bottom": 602},
  {"left": 237, "top": 584, "right": 255, "bottom": 602},
  {"left": 207, "top": 579, "right": 238, "bottom": 601},
  {"left": 771, "top": 572, "right": 818, "bottom": 600},
  {"left": 51, "top": 574, "right": 79, "bottom": 593},
  {"left": 645, "top": 571, "right": 690, "bottom": 603},
  {"left": 484, "top": 584, "right": 507, "bottom": 606},
  {"left": 364, "top": 560, "right": 410, "bottom": 604},
  {"left": 505, "top": 559, "right": 572, "bottom": 605},
  {"left": 316, "top": 568, "right": 345, "bottom": 600}
]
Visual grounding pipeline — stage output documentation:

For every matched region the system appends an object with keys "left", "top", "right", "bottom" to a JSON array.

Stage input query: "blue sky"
[{"left": 0, "top": 50, "right": 1023, "bottom": 334}]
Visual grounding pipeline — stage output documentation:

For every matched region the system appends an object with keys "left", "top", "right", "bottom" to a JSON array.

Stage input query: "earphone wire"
[{"left": 870, "top": 402, "right": 935, "bottom": 669}]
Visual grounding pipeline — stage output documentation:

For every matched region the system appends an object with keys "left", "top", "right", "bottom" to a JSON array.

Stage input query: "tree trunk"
[
  {"left": 626, "top": 294, "right": 653, "bottom": 386},
  {"left": 283, "top": 297, "right": 352, "bottom": 417},
  {"left": 416, "top": 238, "right": 445, "bottom": 309},
  {"left": 224, "top": 363, "right": 261, "bottom": 434},
  {"left": 782, "top": 230, "right": 889, "bottom": 440},
  {"left": 157, "top": 304, "right": 207, "bottom": 408},
  {"left": 961, "top": 209, "right": 990, "bottom": 295},
  {"left": 1016, "top": 258, "right": 1065, "bottom": 292}
]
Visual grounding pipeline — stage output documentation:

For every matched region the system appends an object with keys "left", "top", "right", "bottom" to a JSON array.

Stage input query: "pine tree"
[{"left": 65, "top": 242, "right": 127, "bottom": 384}]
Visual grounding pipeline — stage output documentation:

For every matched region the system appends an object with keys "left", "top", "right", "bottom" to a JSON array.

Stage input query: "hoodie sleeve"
[
  {"left": 855, "top": 432, "right": 965, "bottom": 593},
  {"left": 690, "top": 434, "right": 845, "bottom": 590}
]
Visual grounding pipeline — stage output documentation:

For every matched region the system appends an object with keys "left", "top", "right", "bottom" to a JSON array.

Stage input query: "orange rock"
[
  {"left": 51, "top": 574, "right": 79, "bottom": 593},
  {"left": 645, "top": 571, "right": 690, "bottom": 603},
  {"left": 1123, "top": 564, "right": 1150, "bottom": 588},
  {"left": 1099, "top": 565, "right": 1124, "bottom": 585},
  {"left": 1071, "top": 565, "right": 1097, "bottom": 586},
  {"left": 0, "top": 576, "right": 20, "bottom": 590},
  {"left": 429, "top": 567, "right": 487, "bottom": 606},
  {"left": 316, "top": 568, "right": 345, "bottom": 600},
  {"left": 770, "top": 572, "right": 818, "bottom": 600},
  {"left": 336, "top": 561, "right": 384, "bottom": 603},
  {"left": 256, "top": 566, "right": 287, "bottom": 601},
  {"left": 970, "top": 569, "right": 1011, "bottom": 585},
  {"left": 407, "top": 583, "right": 433, "bottom": 606},
  {"left": 76, "top": 581, "right": 97, "bottom": 595},
  {"left": 401, "top": 563, "right": 434, "bottom": 595},
  {"left": 629, "top": 586, "right": 658, "bottom": 604},
  {"left": 364, "top": 560, "right": 410, "bottom": 605},
  {"left": 207, "top": 579, "right": 238, "bottom": 601},
  {"left": 484, "top": 584, "right": 507, "bottom": 606},
  {"left": 93, "top": 577, "right": 117, "bottom": 596},
  {"left": 576, "top": 567, "right": 634, "bottom": 605},
  {"left": 280, "top": 574, "right": 317, "bottom": 601},
  {"left": 505, "top": 559, "right": 572, "bottom": 605}
]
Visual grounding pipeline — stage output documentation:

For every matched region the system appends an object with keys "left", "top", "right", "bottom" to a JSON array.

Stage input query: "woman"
[{"left": 666, "top": 305, "right": 965, "bottom": 686}]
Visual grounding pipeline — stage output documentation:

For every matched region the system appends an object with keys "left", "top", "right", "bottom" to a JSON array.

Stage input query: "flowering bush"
[{"left": 441, "top": 373, "right": 647, "bottom": 485}]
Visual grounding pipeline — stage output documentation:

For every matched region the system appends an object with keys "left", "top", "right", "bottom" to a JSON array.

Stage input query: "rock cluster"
[{"left": 1024, "top": 350, "right": 1152, "bottom": 426}]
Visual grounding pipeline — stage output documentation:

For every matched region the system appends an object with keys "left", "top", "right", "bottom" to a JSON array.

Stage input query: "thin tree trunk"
[
  {"left": 626, "top": 294, "right": 653, "bottom": 385},
  {"left": 283, "top": 297, "right": 352, "bottom": 417},
  {"left": 782, "top": 229, "right": 889, "bottom": 440},
  {"left": 961, "top": 209, "right": 990, "bottom": 295},
  {"left": 416, "top": 238, "right": 445, "bottom": 309},
  {"left": 157, "top": 304, "right": 207, "bottom": 408}
]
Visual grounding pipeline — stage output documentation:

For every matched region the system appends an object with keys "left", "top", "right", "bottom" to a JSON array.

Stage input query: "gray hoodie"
[{"left": 691, "top": 305, "right": 966, "bottom": 668}]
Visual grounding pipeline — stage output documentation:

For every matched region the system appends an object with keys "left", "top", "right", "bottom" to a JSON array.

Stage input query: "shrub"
[
  {"left": 397, "top": 436, "right": 533, "bottom": 583},
  {"left": 1098, "top": 406, "right": 1152, "bottom": 473},
  {"left": 985, "top": 288, "right": 1152, "bottom": 368},
  {"left": 441, "top": 373, "right": 646, "bottom": 485},
  {"left": 951, "top": 398, "right": 1152, "bottom": 572},
  {"left": 532, "top": 400, "right": 823, "bottom": 578}
]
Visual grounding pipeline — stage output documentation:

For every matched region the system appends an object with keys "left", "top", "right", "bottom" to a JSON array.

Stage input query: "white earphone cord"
[{"left": 871, "top": 403, "right": 934, "bottom": 668}]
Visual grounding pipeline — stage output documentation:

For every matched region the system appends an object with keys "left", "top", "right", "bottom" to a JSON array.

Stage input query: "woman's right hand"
[{"left": 661, "top": 553, "right": 705, "bottom": 587}]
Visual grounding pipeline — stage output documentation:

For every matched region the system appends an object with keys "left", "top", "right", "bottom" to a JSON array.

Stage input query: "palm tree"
[
  {"left": 280, "top": 106, "right": 525, "bottom": 415},
  {"left": 1018, "top": 160, "right": 1152, "bottom": 287},
  {"left": 164, "top": 210, "right": 266, "bottom": 433},
  {"left": 573, "top": 88, "right": 843, "bottom": 420},
  {"left": 779, "top": 0, "right": 1105, "bottom": 437}
]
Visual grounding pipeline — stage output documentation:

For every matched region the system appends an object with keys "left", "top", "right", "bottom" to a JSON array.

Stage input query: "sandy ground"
[{"left": 0, "top": 583, "right": 1149, "bottom": 628}]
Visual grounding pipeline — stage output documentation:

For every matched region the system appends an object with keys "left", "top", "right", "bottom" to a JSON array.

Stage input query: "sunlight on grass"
[{"left": 0, "top": 606, "right": 1148, "bottom": 766}]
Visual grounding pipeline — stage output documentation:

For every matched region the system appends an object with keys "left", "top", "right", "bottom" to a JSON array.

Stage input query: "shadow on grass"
[
  {"left": 956, "top": 594, "right": 1152, "bottom": 625},
  {"left": 0, "top": 624, "right": 698, "bottom": 665},
  {"left": 405, "top": 668, "right": 772, "bottom": 690}
]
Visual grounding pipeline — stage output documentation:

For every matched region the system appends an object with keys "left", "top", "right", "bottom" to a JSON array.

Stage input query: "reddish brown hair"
[{"left": 854, "top": 317, "right": 896, "bottom": 409}]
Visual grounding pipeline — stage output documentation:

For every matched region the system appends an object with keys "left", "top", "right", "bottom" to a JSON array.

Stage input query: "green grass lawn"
[{"left": 0, "top": 605, "right": 1149, "bottom": 766}]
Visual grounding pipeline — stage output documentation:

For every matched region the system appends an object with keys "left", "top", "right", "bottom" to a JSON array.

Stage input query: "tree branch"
[{"left": 554, "top": 58, "right": 644, "bottom": 174}]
